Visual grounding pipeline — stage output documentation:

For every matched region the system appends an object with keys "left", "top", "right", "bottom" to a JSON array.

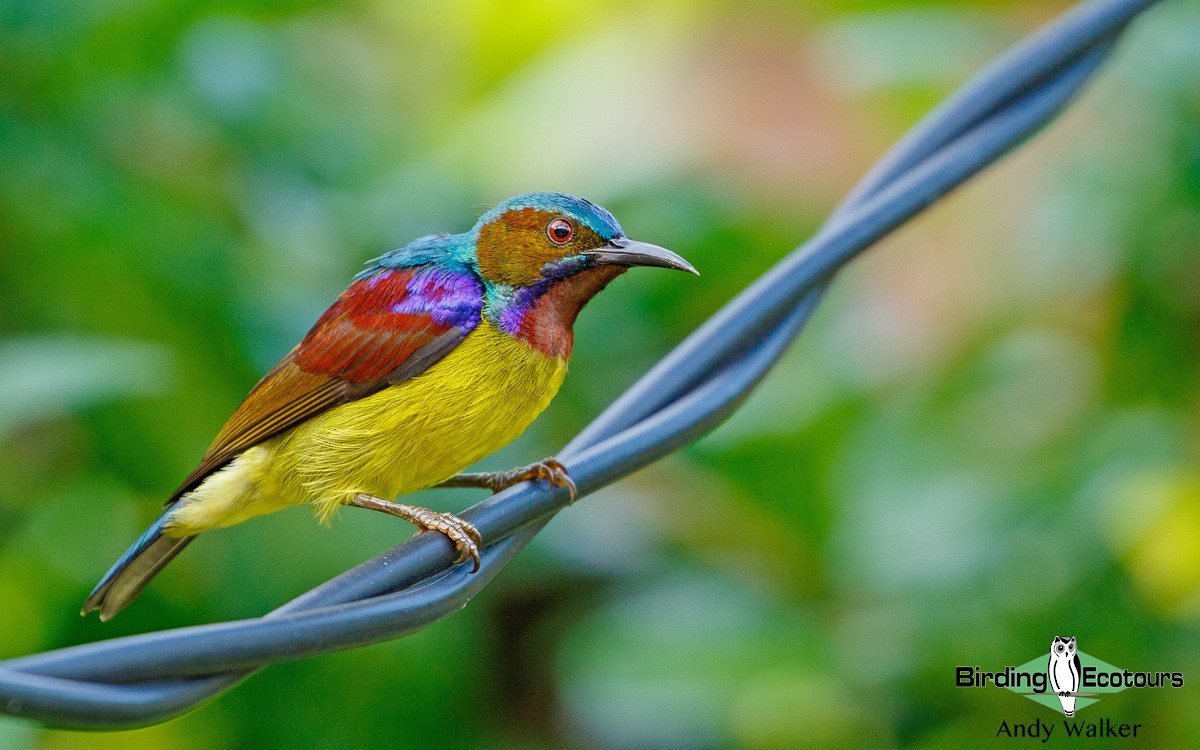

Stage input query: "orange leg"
[
  {"left": 348, "top": 494, "right": 483, "bottom": 572},
  {"left": 435, "top": 457, "right": 577, "bottom": 503}
]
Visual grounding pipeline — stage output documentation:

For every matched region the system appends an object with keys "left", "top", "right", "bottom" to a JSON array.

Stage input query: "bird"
[{"left": 82, "top": 192, "right": 697, "bottom": 620}]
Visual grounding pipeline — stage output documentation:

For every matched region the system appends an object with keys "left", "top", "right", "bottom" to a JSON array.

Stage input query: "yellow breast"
[{"left": 267, "top": 318, "right": 568, "bottom": 521}]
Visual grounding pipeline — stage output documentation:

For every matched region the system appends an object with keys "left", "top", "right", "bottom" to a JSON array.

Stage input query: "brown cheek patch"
[{"left": 476, "top": 207, "right": 604, "bottom": 286}]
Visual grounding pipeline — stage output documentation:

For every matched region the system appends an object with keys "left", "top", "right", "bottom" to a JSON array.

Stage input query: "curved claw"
[
  {"left": 531, "top": 457, "right": 578, "bottom": 503},
  {"left": 416, "top": 511, "right": 482, "bottom": 573}
]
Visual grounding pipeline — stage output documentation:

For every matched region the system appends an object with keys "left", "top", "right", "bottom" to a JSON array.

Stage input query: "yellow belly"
[{"left": 167, "top": 320, "right": 568, "bottom": 534}]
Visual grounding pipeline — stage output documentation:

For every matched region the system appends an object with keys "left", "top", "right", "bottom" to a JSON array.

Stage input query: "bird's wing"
[{"left": 170, "top": 265, "right": 484, "bottom": 502}]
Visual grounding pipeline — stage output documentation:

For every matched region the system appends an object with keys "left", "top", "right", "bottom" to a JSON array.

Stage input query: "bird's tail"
[{"left": 81, "top": 510, "right": 195, "bottom": 621}]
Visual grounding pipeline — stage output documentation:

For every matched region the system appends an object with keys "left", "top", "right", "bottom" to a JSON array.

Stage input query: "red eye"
[{"left": 547, "top": 218, "right": 574, "bottom": 244}]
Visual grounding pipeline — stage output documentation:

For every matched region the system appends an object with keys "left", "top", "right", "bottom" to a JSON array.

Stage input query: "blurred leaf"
[{"left": 0, "top": 337, "right": 173, "bottom": 439}]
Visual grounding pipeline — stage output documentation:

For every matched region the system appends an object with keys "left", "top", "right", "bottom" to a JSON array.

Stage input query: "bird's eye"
[{"left": 547, "top": 218, "right": 574, "bottom": 244}]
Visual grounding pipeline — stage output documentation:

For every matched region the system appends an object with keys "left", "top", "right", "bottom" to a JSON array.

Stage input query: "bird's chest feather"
[{"left": 273, "top": 319, "right": 568, "bottom": 510}]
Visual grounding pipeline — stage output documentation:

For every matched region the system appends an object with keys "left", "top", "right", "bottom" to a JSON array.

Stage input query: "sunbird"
[{"left": 82, "top": 193, "right": 696, "bottom": 620}]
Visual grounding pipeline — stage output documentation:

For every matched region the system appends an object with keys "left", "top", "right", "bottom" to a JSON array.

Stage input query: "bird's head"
[
  {"left": 471, "top": 192, "right": 696, "bottom": 358},
  {"left": 471, "top": 192, "right": 695, "bottom": 285}
]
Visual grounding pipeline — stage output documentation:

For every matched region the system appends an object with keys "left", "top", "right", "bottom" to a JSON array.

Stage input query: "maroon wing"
[{"left": 170, "top": 265, "right": 483, "bottom": 501}]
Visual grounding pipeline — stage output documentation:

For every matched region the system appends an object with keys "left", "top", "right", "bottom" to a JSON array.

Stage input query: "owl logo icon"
[{"left": 1048, "top": 635, "right": 1081, "bottom": 716}]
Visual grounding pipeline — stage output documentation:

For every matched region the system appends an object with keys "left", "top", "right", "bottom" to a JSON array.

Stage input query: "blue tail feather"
[
  {"left": 102, "top": 512, "right": 171, "bottom": 585},
  {"left": 82, "top": 509, "right": 195, "bottom": 620}
]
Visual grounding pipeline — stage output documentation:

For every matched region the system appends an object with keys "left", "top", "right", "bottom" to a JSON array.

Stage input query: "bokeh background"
[{"left": 2, "top": 0, "right": 1199, "bottom": 747}]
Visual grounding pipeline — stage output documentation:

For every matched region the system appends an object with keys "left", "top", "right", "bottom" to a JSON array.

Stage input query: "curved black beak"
[{"left": 590, "top": 237, "right": 699, "bottom": 275}]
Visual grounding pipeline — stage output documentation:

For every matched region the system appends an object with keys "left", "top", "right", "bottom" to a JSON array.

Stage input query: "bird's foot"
[
  {"left": 437, "top": 457, "right": 577, "bottom": 502},
  {"left": 349, "top": 494, "right": 483, "bottom": 572},
  {"left": 504, "top": 458, "right": 577, "bottom": 502}
]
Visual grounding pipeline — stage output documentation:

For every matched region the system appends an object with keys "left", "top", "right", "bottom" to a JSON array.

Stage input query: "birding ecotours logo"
[{"left": 955, "top": 636, "right": 1184, "bottom": 740}]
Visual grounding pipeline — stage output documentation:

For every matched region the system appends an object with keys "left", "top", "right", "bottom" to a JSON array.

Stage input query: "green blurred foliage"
[{"left": 2, "top": 0, "right": 1199, "bottom": 747}]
